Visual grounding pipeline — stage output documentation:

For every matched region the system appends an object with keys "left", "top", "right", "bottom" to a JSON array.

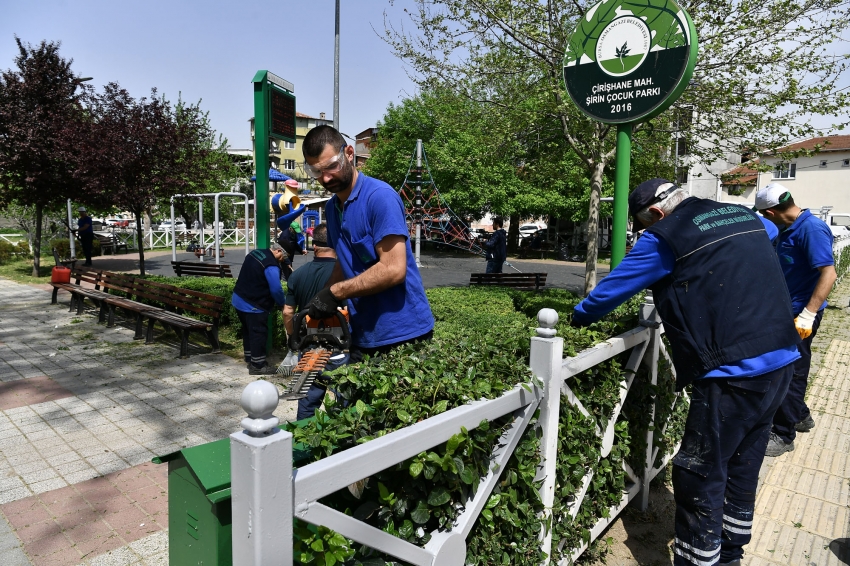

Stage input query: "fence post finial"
[
  {"left": 240, "top": 380, "right": 280, "bottom": 436},
  {"left": 536, "top": 308, "right": 559, "bottom": 338}
]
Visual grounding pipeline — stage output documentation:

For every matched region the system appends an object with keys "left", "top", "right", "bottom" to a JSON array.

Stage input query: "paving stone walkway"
[{"left": 0, "top": 278, "right": 296, "bottom": 565}]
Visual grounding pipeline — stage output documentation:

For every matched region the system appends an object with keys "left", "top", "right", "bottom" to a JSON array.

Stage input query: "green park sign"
[
  {"left": 563, "top": 0, "right": 697, "bottom": 124},
  {"left": 562, "top": 0, "right": 698, "bottom": 270}
]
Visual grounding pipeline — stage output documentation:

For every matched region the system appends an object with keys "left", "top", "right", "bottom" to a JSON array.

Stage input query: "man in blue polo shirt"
[
  {"left": 572, "top": 179, "right": 800, "bottom": 566},
  {"left": 754, "top": 183, "right": 837, "bottom": 456},
  {"left": 300, "top": 125, "right": 434, "bottom": 359}
]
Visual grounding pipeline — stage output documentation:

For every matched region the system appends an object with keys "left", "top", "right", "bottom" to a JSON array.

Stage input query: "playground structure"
[{"left": 169, "top": 192, "right": 251, "bottom": 265}]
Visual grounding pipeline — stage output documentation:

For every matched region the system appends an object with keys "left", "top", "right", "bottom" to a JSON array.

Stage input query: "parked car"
[
  {"left": 158, "top": 219, "right": 187, "bottom": 230},
  {"left": 105, "top": 218, "right": 130, "bottom": 228},
  {"left": 519, "top": 223, "right": 543, "bottom": 238}
]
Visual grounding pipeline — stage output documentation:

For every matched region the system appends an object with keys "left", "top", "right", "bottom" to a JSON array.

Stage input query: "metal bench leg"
[
  {"left": 205, "top": 327, "right": 221, "bottom": 353},
  {"left": 145, "top": 318, "right": 156, "bottom": 344},
  {"left": 76, "top": 296, "right": 86, "bottom": 315},
  {"left": 98, "top": 302, "right": 108, "bottom": 324},
  {"left": 51, "top": 288, "right": 59, "bottom": 304},
  {"left": 133, "top": 314, "right": 145, "bottom": 340},
  {"left": 68, "top": 294, "right": 77, "bottom": 312},
  {"left": 106, "top": 305, "right": 116, "bottom": 327},
  {"left": 179, "top": 329, "right": 190, "bottom": 358}
]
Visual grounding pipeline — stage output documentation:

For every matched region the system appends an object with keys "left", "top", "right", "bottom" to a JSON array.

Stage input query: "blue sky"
[{"left": 0, "top": 0, "right": 419, "bottom": 149}]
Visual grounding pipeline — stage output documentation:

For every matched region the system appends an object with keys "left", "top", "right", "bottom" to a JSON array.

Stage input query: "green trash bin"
[
  {"left": 153, "top": 419, "right": 320, "bottom": 565},
  {"left": 154, "top": 438, "right": 233, "bottom": 566}
]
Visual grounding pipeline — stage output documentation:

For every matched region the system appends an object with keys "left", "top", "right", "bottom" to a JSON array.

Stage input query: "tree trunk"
[
  {"left": 135, "top": 211, "right": 146, "bottom": 277},
  {"left": 583, "top": 160, "right": 605, "bottom": 296},
  {"left": 507, "top": 213, "right": 521, "bottom": 253},
  {"left": 32, "top": 203, "right": 43, "bottom": 277}
]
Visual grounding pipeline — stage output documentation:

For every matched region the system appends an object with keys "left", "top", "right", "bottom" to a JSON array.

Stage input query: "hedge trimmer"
[{"left": 277, "top": 308, "right": 351, "bottom": 401}]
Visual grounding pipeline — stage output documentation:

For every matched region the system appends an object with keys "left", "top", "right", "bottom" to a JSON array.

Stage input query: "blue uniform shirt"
[
  {"left": 573, "top": 217, "right": 799, "bottom": 379},
  {"left": 774, "top": 209, "right": 834, "bottom": 314},
  {"left": 232, "top": 266, "right": 286, "bottom": 313},
  {"left": 78, "top": 215, "right": 94, "bottom": 235},
  {"left": 326, "top": 173, "right": 434, "bottom": 348}
]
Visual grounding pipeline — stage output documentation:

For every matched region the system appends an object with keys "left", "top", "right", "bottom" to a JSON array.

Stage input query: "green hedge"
[
  {"left": 0, "top": 240, "right": 30, "bottom": 265},
  {"left": 51, "top": 237, "right": 102, "bottom": 258},
  {"left": 283, "top": 287, "right": 683, "bottom": 565}
]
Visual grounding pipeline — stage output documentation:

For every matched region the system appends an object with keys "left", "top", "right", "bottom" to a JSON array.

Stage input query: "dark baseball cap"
[{"left": 628, "top": 178, "right": 679, "bottom": 230}]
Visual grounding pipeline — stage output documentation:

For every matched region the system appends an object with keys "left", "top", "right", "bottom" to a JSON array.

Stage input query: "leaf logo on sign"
[
  {"left": 615, "top": 42, "right": 630, "bottom": 70},
  {"left": 563, "top": 0, "right": 689, "bottom": 68}
]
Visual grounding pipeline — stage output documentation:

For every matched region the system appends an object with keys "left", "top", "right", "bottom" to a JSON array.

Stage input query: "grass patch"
[{"left": 0, "top": 258, "right": 51, "bottom": 284}]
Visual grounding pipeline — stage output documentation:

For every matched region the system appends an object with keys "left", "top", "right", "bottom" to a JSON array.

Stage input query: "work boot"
[
  {"left": 795, "top": 414, "right": 815, "bottom": 432},
  {"left": 765, "top": 431, "right": 794, "bottom": 457},
  {"left": 248, "top": 364, "right": 276, "bottom": 376},
  {"left": 719, "top": 561, "right": 742, "bottom": 566}
]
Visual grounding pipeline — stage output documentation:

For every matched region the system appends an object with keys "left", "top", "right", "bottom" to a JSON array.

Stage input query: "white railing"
[
  {"left": 144, "top": 228, "right": 255, "bottom": 250},
  {"left": 229, "top": 299, "right": 684, "bottom": 566},
  {"left": 0, "top": 233, "right": 26, "bottom": 244}
]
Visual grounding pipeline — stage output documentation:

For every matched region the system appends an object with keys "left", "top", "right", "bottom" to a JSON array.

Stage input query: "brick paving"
[{"left": 0, "top": 277, "right": 297, "bottom": 564}]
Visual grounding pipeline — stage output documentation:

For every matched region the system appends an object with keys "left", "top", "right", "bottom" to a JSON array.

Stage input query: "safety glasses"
[{"left": 304, "top": 146, "right": 347, "bottom": 179}]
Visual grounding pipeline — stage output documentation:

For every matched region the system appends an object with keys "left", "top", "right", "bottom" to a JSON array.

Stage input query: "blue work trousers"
[
  {"left": 672, "top": 363, "right": 794, "bottom": 566},
  {"left": 485, "top": 260, "right": 503, "bottom": 274},
  {"left": 772, "top": 309, "right": 822, "bottom": 443},
  {"left": 296, "top": 352, "right": 349, "bottom": 421},
  {"left": 236, "top": 310, "right": 269, "bottom": 368}
]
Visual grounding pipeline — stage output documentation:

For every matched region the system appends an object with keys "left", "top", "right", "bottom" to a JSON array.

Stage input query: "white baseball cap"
[
  {"left": 77, "top": 207, "right": 87, "bottom": 212},
  {"left": 754, "top": 182, "right": 792, "bottom": 211}
]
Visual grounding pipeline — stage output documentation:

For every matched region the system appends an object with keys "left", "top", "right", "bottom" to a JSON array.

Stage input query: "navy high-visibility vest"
[
  {"left": 233, "top": 249, "right": 280, "bottom": 312},
  {"left": 646, "top": 198, "right": 800, "bottom": 389}
]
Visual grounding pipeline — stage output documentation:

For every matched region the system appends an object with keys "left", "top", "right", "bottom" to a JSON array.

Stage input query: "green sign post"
[
  {"left": 251, "top": 70, "right": 296, "bottom": 249},
  {"left": 563, "top": 0, "right": 697, "bottom": 267},
  {"left": 252, "top": 70, "right": 296, "bottom": 354}
]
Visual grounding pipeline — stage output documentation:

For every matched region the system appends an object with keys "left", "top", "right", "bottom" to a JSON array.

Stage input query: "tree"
[
  {"left": 0, "top": 37, "right": 88, "bottom": 276},
  {"left": 383, "top": 0, "right": 850, "bottom": 294},
  {"left": 166, "top": 96, "right": 242, "bottom": 229},
  {"left": 72, "top": 84, "right": 179, "bottom": 275}
]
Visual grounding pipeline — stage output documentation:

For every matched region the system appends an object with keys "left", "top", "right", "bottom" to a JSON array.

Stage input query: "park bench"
[
  {"left": 52, "top": 247, "right": 77, "bottom": 269},
  {"left": 171, "top": 260, "right": 233, "bottom": 278},
  {"left": 95, "top": 271, "right": 162, "bottom": 339},
  {"left": 469, "top": 272, "right": 547, "bottom": 291},
  {"left": 94, "top": 233, "right": 128, "bottom": 255},
  {"left": 50, "top": 266, "right": 108, "bottom": 313},
  {"left": 50, "top": 268, "right": 224, "bottom": 358},
  {"left": 131, "top": 279, "right": 224, "bottom": 358}
]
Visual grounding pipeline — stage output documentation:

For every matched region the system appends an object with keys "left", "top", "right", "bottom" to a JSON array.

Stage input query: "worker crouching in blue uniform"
[
  {"left": 572, "top": 179, "right": 801, "bottom": 566},
  {"left": 231, "top": 242, "right": 287, "bottom": 375}
]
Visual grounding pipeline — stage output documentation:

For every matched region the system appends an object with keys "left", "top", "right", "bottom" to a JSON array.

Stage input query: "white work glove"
[{"left": 794, "top": 308, "right": 817, "bottom": 340}]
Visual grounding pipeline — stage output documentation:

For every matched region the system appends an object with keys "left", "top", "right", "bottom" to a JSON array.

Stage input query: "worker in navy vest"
[
  {"left": 231, "top": 242, "right": 287, "bottom": 375},
  {"left": 301, "top": 126, "right": 434, "bottom": 360},
  {"left": 74, "top": 207, "right": 94, "bottom": 266},
  {"left": 572, "top": 179, "right": 801, "bottom": 566},
  {"left": 754, "top": 184, "right": 837, "bottom": 457}
]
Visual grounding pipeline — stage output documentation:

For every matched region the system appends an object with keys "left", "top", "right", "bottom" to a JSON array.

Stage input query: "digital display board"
[{"left": 269, "top": 86, "right": 296, "bottom": 143}]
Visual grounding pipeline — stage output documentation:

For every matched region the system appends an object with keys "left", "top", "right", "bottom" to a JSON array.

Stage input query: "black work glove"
[
  {"left": 288, "top": 334, "right": 301, "bottom": 352},
  {"left": 569, "top": 316, "right": 589, "bottom": 328},
  {"left": 308, "top": 287, "right": 343, "bottom": 319}
]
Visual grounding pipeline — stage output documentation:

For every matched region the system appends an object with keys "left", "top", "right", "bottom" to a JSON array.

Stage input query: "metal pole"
[
  {"left": 414, "top": 139, "right": 423, "bottom": 268},
  {"left": 170, "top": 199, "right": 177, "bottom": 262},
  {"left": 333, "top": 0, "right": 340, "bottom": 131},
  {"left": 638, "top": 293, "right": 660, "bottom": 511},
  {"left": 66, "top": 199, "right": 76, "bottom": 259},
  {"left": 611, "top": 123, "right": 633, "bottom": 269},
  {"left": 214, "top": 194, "right": 221, "bottom": 265},
  {"left": 253, "top": 72, "right": 271, "bottom": 249},
  {"left": 199, "top": 199, "right": 205, "bottom": 263},
  {"left": 244, "top": 197, "right": 250, "bottom": 257}
]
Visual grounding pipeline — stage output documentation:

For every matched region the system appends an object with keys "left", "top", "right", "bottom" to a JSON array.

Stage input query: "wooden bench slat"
[
  {"left": 469, "top": 272, "right": 547, "bottom": 291},
  {"left": 171, "top": 261, "right": 233, "bottom": 278}
]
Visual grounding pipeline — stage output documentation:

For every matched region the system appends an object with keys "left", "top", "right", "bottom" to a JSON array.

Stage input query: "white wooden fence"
[
  {"left": 230, "top": 299, "right": 685, "bottom": 566},
  {"left": 144, "top": 228, "right": 254, "bottom": 250}
]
